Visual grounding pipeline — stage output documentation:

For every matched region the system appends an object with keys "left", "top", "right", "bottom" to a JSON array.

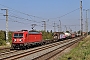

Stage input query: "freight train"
[{"left": 11, "top": 30, "right": 79, "bottom": 49}]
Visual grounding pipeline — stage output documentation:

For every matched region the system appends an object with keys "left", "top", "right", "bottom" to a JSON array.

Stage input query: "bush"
[
  {"left": 41, "top": 30, "right": 53, "bottom": 40},
  {"left": 0, "top": 39, "right": 6, "bottom": 46},
  {"left": 0, "top": 30, "right": 12, "bottom": 46}
]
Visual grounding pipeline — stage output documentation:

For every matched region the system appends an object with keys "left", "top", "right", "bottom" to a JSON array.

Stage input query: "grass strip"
[{"left": 59, "top": 36, "right": 90, "bottom": 60}]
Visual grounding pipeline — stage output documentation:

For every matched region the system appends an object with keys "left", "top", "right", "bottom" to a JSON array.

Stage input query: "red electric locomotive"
[{"left": 11, "top": 30, "right": 42, "bottom": 49}]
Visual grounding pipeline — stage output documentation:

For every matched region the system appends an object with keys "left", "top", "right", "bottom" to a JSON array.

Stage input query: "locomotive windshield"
[{"left": 14, "top": 33, "right": 23, "bottom": 38}]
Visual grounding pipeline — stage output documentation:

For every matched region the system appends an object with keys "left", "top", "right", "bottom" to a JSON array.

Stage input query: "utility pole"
[
  {"left": 69, "top": 27, "right": 72, "bottom": 33},
  {"left": 85, "top": 10, "right": 88, "bottom": 35},
  {"left": 83, "top": 9, "right": 89, "bottom": 35},
  {"left": 65, "top": 25, "right": 67, "bottom": 32},
  {"left": 1, "top": 9, "right": 9, "bottom": 44},
  {"left": 42, "top": 21, "right": 46, "bottom": 32},
  {"left": 57, "top": 25, "right": 59, "bottom": 32},
  {"left": 80, "top": 0, "right": 83, "bottom": 36},
  {"left": 53, "top": 22, "right": 56, "bottom": 32},
  {"left": 59, "top": 20, "right": 62, "bottom": 32}
]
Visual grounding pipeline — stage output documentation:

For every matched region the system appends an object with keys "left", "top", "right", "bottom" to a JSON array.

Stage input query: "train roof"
[
  {"left": 13, "top": 30, "right": 42, "bottom": 34},
  {"left": 54, "top": 32, "right": 64, "bottom": 34},
  {"left": 28, "top": 30, "right": 42, "bottom": 34}
]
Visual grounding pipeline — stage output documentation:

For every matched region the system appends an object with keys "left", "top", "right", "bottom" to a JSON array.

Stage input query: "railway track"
[
  {"left": 34, "top": 37, "right": 82, "bottom": 60},
  {"left": 35, "top": 38, "right": 81, "bottom": 60},
  {"left": 0, "top": 37, "right": 84, "bottom": 60},
  {"left": 0, "top": 50, "right": 18, "bottom": 56},
  {"left": 0, "top": 47, "right": 10, "bottom": 53},
  {"left": 0, "top": 47, "right": 10, "bottom": 50}
]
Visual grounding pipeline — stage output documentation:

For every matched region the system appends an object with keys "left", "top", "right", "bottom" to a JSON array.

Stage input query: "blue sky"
[{"left": 0, "top": 0, "right": 90, "bottom": 32}]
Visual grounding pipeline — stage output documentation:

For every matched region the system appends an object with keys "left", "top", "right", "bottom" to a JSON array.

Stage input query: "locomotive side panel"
[{"left": 28, "top": 34, "right": 42, "bottom": 43}]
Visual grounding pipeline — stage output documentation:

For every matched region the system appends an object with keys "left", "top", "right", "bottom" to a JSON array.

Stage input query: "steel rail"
[{"left": 0, "top": 37, "right": 83, "bottom": 60}]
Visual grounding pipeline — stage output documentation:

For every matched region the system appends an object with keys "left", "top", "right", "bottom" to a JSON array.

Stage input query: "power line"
[
  {"left": 0, "top": 4, "right": 48, "bottom": 20},
  {"left": 8, "top": 11, "right": 34, "bottom": 21},
  {"left": 0, "top": 13, "right": 4, "bottom": 14},
  {"left": 0, "top": 4, "right": 81, "bottom": 32},
  {"left": 8, "top": 11, "right": 43, "bottom": 23},
  {"left": 49, "top": 8, "right": 80, "bottom": 20},
  {"left": 8, "top": 15, "right": 42, "bottom": 23},
  {"left": 0, "top": 19, "right": 5, "bottom": 20},
  {"left": 8, "top": 17, "right": 31, "bottom": 25},
  {"left": 8, "top": 17, "right": 43, "bottom": 28}
]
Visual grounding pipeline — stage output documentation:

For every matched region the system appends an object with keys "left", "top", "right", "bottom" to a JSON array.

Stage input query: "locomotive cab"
[
  {"left": 13, "top": 33, "right": 24, "bottom": 43},
  {"left": 12, "top": 30, "right": 28, "bottom": 49}
]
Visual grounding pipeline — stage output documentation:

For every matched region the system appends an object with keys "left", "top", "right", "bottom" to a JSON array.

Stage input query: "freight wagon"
[{"left": 53, "top": 32, "right": 66, "bottom": 40}]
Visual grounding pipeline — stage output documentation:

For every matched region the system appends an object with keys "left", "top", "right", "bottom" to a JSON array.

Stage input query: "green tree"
[
  {"left": 0, "top": 30, "right": 5, "bottom": 40},
  {"left": 8, "top": 31, "right": 13, "bottom": 43},
  {"left": 0, "top": 30, "right": 12, "bottom": 46},
  {"left": 50, "top": 30, "right": 52, "bottom": 33},
  {"left": 0, "top": 39, "right": 6, "bottom": 46},
  {"left": 40, "top": 30, "right": 53, "bottom": 40},
  {"left": 0, "top": 30, "right": 6, "bottom": 46}
]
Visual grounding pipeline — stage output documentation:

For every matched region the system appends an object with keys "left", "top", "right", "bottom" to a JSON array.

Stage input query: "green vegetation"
[
  {"left": 41, "top": 30, "right": 53, "bottom": 40},
  {"left": 0, "top": 30, "right": 12, "bottom": 46},
  {"left": 59, "top": 36, "right": 90, "bottom": 60}
]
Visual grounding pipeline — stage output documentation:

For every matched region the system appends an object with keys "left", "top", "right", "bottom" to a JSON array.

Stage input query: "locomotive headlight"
[
  {"left": 14, "top": 39, "right": 16, "bottom": 42},
  {"left": 19, "top": 39, "right": 22, "bottom": 42}
]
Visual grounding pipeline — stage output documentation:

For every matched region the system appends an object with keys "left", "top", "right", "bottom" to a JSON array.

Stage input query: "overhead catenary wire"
[
  {"left": 8, "top": 14, "right": 54, "bottom": 29},
  {"left": 0, "top": 4, "right": 80, "bottom": 22},
  {"left": 1, "top": 13, "right": 44, "bottom": 28},
  {"left": 9, "top": 15, "right": 42, "bottom": 23},
  {"left": 0, "top": 13, "right": 4, "bottom": 14},
  {"left": 8, "top": 17, "right": 43, "bottom": 28},
  {"left": 0, "top": 19, "right": 5, "bottom": 20},
  {"left": 8, "top": 17, "right": 28, "bottom": 24},
  {"left": 0, "top": 4, "right": 48, "bottom": 20},
  {"left": 1, "top": 9, "right": 43, "bottom": 27},
  {"left": 0, "top": 4, "right": 81, "bottom": 31},
  {"left": 49, "top": 8, "right": 80, "bottom": 20},
  {"left": 8, "top": 11, "right": 43, "bottom": 24}
]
